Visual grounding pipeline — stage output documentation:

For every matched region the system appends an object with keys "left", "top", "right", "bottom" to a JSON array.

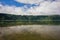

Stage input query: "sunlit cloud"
[{"left": 0, "top": 0, "right": 60, "bottom": 15}]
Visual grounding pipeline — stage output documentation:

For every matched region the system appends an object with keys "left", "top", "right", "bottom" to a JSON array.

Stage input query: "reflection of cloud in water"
[{"left": 0, "top": 25, "right": 60, "bottom": 37}]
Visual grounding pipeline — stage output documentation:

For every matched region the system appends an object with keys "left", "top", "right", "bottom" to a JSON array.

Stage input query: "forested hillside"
[{"left": 0, "top": 13, "right": 60, "bottom": 27}]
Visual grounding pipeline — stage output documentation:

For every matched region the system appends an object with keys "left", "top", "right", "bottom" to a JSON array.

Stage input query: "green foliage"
[{"left": 0, "top": 13, "right": 60, "bottom": 27}]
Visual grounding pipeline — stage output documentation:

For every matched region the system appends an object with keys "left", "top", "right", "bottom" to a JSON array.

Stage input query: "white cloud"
[
  {"left": 15, "top": 0, "right": 60, "bottom": 4},
  {"left": 0, "top": 0, "right": 60, "bottom": 15},
  {"left": 15, "top": 0, "right": 44, "bottom": 4},
  {"left": 0, "top": 4, "right": 26, "bottom": 15},
  {"left": 26, "top": 1, "right": 60, "bottom": 15},
  {"left": 0, "top": 4, "right": 35, "bottom": 15}
]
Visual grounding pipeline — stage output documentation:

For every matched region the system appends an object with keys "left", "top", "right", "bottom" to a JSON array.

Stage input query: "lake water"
[{"left": 0, "top": 25, "right": 60, "bottom": 38}]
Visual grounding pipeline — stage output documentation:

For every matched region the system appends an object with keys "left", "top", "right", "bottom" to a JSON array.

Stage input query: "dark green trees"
[{"left": 0, "top": 13, "right": 60, "bottom": 27}]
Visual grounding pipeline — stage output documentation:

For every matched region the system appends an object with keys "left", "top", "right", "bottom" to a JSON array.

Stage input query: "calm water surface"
[{"left": 0, "top": 25, "right": 60, "bottom": 38}]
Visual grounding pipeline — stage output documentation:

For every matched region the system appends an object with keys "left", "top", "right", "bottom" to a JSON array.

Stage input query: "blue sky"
[
  {"left": 0, "top": 0, "right": 56, "bottom": 8},
  {"left": 0, "top": 0, "right": 37, "bottom": 8}
]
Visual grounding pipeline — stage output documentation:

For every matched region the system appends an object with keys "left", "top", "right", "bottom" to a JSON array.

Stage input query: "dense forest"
[{"left": 0, "top": 13, "right": 60, "bottom": 27}]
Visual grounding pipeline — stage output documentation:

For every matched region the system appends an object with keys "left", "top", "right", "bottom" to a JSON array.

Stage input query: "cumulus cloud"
[
  {"left": 0, "top": 0, "right": 60, "bottom": 15},
  {"left": 15, "top": 0, "right": 60, "bottom": 15},
  {"left": 27, "top": 1, "right": 60, "bottom": 15},
  {"left": 0, "top": 4, "right": 27, "bottom": 15},
  {"left": 15, "top": 0, "right": 60, "bottom": 4},
  {"left": 0, "top": 4, "right": 35, "bottom": 15},
  {"left": 15, "top": 0, "right": 44, "bottom": 4}
]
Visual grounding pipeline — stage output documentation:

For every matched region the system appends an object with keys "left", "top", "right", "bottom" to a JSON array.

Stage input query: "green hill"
[{"left": 0, "top": 13, "right": 60, "bottom": 27}]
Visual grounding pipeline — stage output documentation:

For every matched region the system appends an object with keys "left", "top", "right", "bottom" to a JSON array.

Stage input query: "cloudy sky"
[{"left": 0, "top": 0, "right": 60, "bottom": 15}]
